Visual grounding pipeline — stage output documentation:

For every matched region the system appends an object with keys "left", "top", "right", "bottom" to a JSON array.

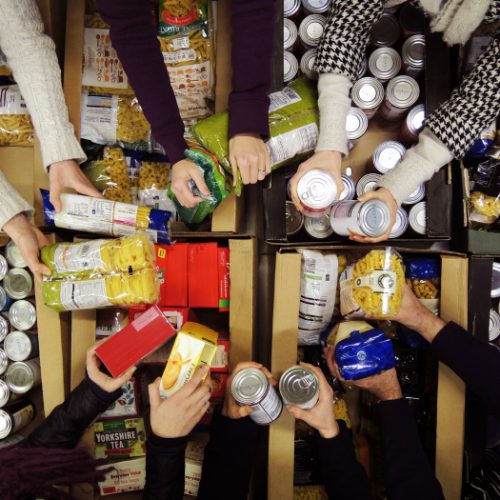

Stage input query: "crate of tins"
[{"left": 266, "top": 1, "right": 452, "bottom": 244}]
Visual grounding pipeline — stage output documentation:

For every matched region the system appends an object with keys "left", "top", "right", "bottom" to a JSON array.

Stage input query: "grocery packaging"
[
  {"left": 0, "top": 84, "right": 34, "bottom": 145},
  {"left": 94, "top": 417, "right": 146, "bottom": 459},
  {"left": 159, "top": 0, "right": 209, "bottom": 36},
  {"left": 155, "top": 243, "right": 189, "bottom": 307},
  {"left": 320, "top": 320, "right": 374, "bottom": 347},
  {"left": 211, "top": 339, "right": 230, "bottom": 373},
  {"left": 98, "top": 457, "right": 146, "bottom": 496},
  {"left": 469, "top": 157, "right": 500, "bottom": 225},
  {"left": 406, "top": 257, "right": 440, "bottom": 314},
  {"left": 188, "top": 243, "right": 219, "bottom": 308},
  {"left": 100, "top": 379, "right": 139, "bottom": 419}
]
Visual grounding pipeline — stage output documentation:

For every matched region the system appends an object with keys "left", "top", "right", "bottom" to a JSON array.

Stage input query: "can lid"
[
  {"left": 406, "top": 104, "right": 426, "bottom": 135},
  {"left": 356, "top": 173, "right": 382, "bottom": 197},
  {"left": 4, "top": 269, "right": 33, "bottom": 300},
  {"left": 0, "top": 315, "right": 9, "bottom": 342},
  {"left": 299, "top": 15, "right": 326, "bottom": 46},
  {"left": 0, "top": 349, "right": 8, "bottom": 376},
  {"left": 5, "top": 362, "right": 35, "bottom": 394},
  {"left": 279, "top": 366, "right": 319, "bottom": 405},
  {"left": 403, "top": 183, "right": 426, "bottom": 205},
  {"left": 297, "top": 169, "right": 337, "bottom": 208},
  {"left": 5, "top": 241, "right": 27, "bottom": 268},
  {"left": 390, "top": 208, "right": 409, "bottom": 238},
  {"left": 339, "top": 174, "right": 356, "bottom": 201},
  {"left": 352, "top": 78, "right": 384, "bottom": 108},
  {"left": 0, "top": 409, "right": 12, "bottom": 439},
  {"left": 300, "top": 49, "right": 318, "bottom": 80},
  {"left": 284, "top": 0, "right": 301, "bottom": 17},
  {"left": 489, "top": 309, "right": 500, "bottom": 342},
  {"left": 0, "top": 286, "right": 7, "bottom": 309},
  {"left": 359, "top": 200, "right": 391, "bottom": 237},
  {"left": 402, "top": 34, "right": 425, "bottom": 67},
  {"left": 346, "top": 107, "right": 368, "bottom": 140},
  {"left": 4, "top": 331, "right": 31, "bottom": 362},
  {"left": 286, "top": 201, "right": 305, "bottom": 235},
  {"left": 386, "top": 76, "right": 420, "bottom": 109},
  {"left": 370, "top": 13, "right": 400, "bottom": 47},
  {"left": 284, "top": 51, "right": 299, "bottom": 83},
  {"left": 409, "top": 202, "right": 426, "bottom": 234},
  {"left": 304, "top": 214, "right": 334, "bottom": 238},
  {"left": 491, "top": 263, "right": 500, "bottom": 298},
  {"left": 302, "top": 0, "right": 331, "bottom": 14},
  {"left": 373, "top": 141, "right": 406, "bottom": 173},
  {"left": 0, "top": 255, "right": 8, "bottom": 280},
  {"left": 231, "top": 368, "right": 268, "bottom": 405},
  {"left": 284, "top": 18, "right": 298, "bottom": 50},
  {"left": 8, "top": 300, "right": 36, "bottom": 331},
  {"left": 357, "top": 57, "right": 368, "bottom": 79},
  {"left": 368, "top": 47, "right": 401, "bottom": 81},
  {"left": 0, "top": 380, "right": 10, "bottom": 408}
]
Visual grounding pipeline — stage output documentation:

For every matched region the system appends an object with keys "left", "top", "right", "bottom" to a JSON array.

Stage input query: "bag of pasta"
[
  {"left": 158, "top": 0, "right": 209, "bottom": 36},
  {"left": 340, "top": 248, "right": 405, "bottom": 318},
  {"left": 0, "top": 85, "right": 34, "bottom": 145},
  {"left": 137, "top": 158, "right": 174, "bottom": 211},
  {"left": 405, "top": 257, "right": 440, "bottom": 315},
  {"left": 469, "top": 157, "right": 500, "bottom": 225}
]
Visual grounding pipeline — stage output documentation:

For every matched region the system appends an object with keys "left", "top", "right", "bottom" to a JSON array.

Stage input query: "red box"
[
  {"left": 211, "top": 340, "right": 230, "bottom": 373},
  {"left": 96, "top": 305, "right": 176, "bottom": 378},
  {"left": 156, "top": 243, "right": 188, "bottom": 307},
  {"left": 188, "top": 243, "right": 219, "bottom": 308},
  {"left": 210, "top": 373, "right": 228, "bottom": 399},
  {"left": 218, "top": 247, "right": 230, "bottom": 312},
  {"left": 129, "top": 307, "right": 189, "bottom": 332}
]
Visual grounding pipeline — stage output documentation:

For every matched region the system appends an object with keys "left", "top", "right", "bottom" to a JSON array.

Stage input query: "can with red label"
[
  {"left": 369, "top": 47, "right": 401, "bottom": 82},
  {"left": 373, "top": 141, "right": 406, "bottom": 174},
  {"left": 351, "top": 77, "right": 384, "bottom": 119},
  {"left": 298, "top": 14, "right": 326, "bottom": 48},
  {"left": 379, "top": 76, "right": 420, "bottom": 122},
  {"left": 0, "top": 400, "right": 35, "bottom": 439},
  {"left": 402, "top": 35, "right": 425, "bottom": 77}
]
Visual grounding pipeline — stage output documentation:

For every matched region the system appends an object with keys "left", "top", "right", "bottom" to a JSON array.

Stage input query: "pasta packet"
[
  {"left": 158, "top": 0, "right": 209, "bottom": 36},
  {"left": 340, "top": 248, "right": 405, "bottom": 318},
  {"left": 469, "top": 191, "right": 500, "bottom": 225},
  {"left": 468, "top": 157, "right": 500, "bottom": 225},
  {"left": 0, "top": 85, "right": 34, "bottom": 145},
  {"left": 405, "top": 257, "right": 440, "bottom": 315}
]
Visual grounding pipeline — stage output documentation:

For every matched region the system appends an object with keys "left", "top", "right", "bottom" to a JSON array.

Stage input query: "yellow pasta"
[
  {"left": 161, "top": 0, "right": 203, "bottom": 19},
  {"left": 139, "top": 161, "right": 169, "bottom": 191},
  {"left": 116, "top": 96, "right": 150, "bottom": 144},
  {"left": 0, "top": 115, "right": 34, "bottom": 145},
  {"left": 470, "top": 191, "right": 500, "bottom": 220}
]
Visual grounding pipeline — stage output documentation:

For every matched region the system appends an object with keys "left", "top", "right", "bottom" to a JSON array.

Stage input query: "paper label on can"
[
  {"left": 355, "top": 270, "right": 396, "bottom": 294},
  {"left": 267, "top": 123, "right": 318, "bottom": 167},
  {"left": 80, "top": 92, "right": 118, "bottom": 144},
  {"left": 0, "top": 85, "right": 28, "bottom": 115},
  {"left": 268, "top": 86, "right": 301, "bottom": 113},
  {"left": 12, "top": 404, "right": 34, "bottom": 432},
  {"left": 54, "top": 240, "right": 106, "bottom": 274},
  {"left": 60, "top": 280, "right": 111, "bottom": 310},
  {"left": 250, "top": 388, "right": 282, "bottom": 424}
]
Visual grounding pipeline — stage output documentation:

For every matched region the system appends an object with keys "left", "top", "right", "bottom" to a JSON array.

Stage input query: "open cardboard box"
[{"left": 268, "top": 246, "right": 468, "bottom": 500}]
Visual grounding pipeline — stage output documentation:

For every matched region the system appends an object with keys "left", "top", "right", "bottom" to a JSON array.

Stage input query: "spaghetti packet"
[{"left": 0, "top": 85, "right": 34, "bottom": 145}]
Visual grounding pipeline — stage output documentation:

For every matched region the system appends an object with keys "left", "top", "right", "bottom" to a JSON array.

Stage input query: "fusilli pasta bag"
[{"left": 0, "top": 85, "right": 34, "bottom": 145}]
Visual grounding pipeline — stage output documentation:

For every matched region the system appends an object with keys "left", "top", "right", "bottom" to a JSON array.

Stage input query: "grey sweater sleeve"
[{"left": 0, "top": 171, "right": 33, "bottom": 230}]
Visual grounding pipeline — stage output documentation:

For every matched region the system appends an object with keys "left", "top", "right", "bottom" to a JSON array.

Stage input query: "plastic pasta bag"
[
  {"left": 158, "top": 0, "right": 209, "bottom": 36},
  {"left": 469, "top": 157, "right": 500, "bottom": 225},
  {"left": 405, "top": 258, "right": 440, "bottom": 299},
  {"left": 0, "top": 85, "right": 34, "bottom": 145},
  {"left": 469, "top": 191, "right": 500, "bottom": 224}
]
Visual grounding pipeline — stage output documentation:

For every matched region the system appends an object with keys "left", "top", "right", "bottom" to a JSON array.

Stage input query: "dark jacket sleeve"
[
  {"left": 22, "top": 376, "right": 122, "bottom": 449},
  {"left": 197, "top": 414, "right": 259, "bottom": 500},
  {"left": 314, "top": 420, "right": 372, "bottom": 500},
  {"left": 431, "top": 321, "right": 500, "bottom": 419},
  {"left": 143, "top": 433, "right": 187, "bottom": 500},
  {"left": 378, "top": 399, "right": 444, "bottom": 500},
  {"left": 96, "top": 0, "right": 187, "bottom": 165}
]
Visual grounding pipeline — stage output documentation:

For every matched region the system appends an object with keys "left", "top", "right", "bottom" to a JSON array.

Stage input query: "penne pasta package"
[
  {"left": 159, "top": 0, "right": 209, "bottom": 36},
  {"left": 0, "top": 85, "right": 34, "bottom": 145}
]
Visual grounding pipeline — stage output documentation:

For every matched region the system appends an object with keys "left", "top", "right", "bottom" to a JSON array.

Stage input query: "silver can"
[
  {"left": 402, "top": 35, "right": 425, "bottom": 77},
  {"left": 357, "top": 57, "right": 368, "bottom": 79},
  {"left": 0, "top": 286, "right": 13, "bottom": 312},
  {"left": 0, "top": 379, "right": 20, "bottom": 408},
  {"left": 0, "top": 254, "right": 8, "bottom": 281},
  {"left": 351, "top": 77, "right": 385, "bottom": 119},
  {"left": 284, "top": 18, "right": 298, "bottom": 51},
  {"left": 279, "top": 366, "right": 320, "bottom": 409},
  {"left": 0, "top": 400, "right": 35, "bottom": 439},
  {"left": 8, "top": 299, "right": 36, "bottom": 331},
  {"left": 0, "top": 314, "right": 9, "bottom": 343},
  {"left": 369, "top": 47, "right": 401, "bottom": 82},
  {"left": 304, "top": 214, "right": 334, "bottom": 239},
  {"left": 5, "top": 241, "right": 27, "bottom": 268},
  {"left": 0, "top": 348, "right": 9, "bottom": 376},
  {"left": 330, "top": 199, "right": 391, "bottom": 237},
  {"left": 302, "top": 0, "right": 330, "bottom": 15},
  {"left": 489, "top": 309, "right": 500, "bottom": 342},
  {"left": 339, "top": 174, "right": 356, "bottom": 201},
  {"left": 5, "top": 358, "right": 41, "bottom": 394},
  {"left": 284, "top": 50, "right": 299, "bottom": 83},
  {"left": 284, "top": 0, "right": 302, "bottom": 18},
  {"left": 290, "top": 169, "right": 337, "bottom": 218},
  {"left": 389, "top": 208, "right": 409, "bottom": 238},
  {"left": 286, "top": 201, "right": 305, "bottom": 236},
  {"left": 298, "top": 14, "right": 326, "bottom": 48},
  {"left": 370, "top": 13, "right": 400, "bottom": 48},
  {"left": 346, "top": 107, "right": 368, "bottom": 150},
  {"left": 231, "top": 368, "right": 283, "bottom": 425},
  {"left": 401, "top": 104, "right": 425, "bottom": 144},
  {"left": 379, "top": 76, "right": 420, "bottom": 122},
  {"left": 491, "top": 262, "right": 500, "bottom": 299},
  {"left": 408, "top": 202, "right": 426, "bottom": 235},
  {"left": 356, "top": 173, "right": 382, "bottom": 197},
  {"left": 403, "top": 183, "right": 426, "bottom": 205},
  {"left": 4, "top": 331, "right": 39, "bottom": 362},
  {"left": 4, "top": 268, "right": 33, "bottom": 300},
  {"left": 373, "top": 141, "right": 406, "bottom": 174},
  {"left": 300, "top": 48, "right": 318, "bottom": 80}
]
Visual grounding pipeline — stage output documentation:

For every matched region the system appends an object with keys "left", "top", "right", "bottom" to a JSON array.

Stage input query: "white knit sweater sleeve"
[
  {"left": 0, "top": 171, "right": 33, "bottom": 230},
  {"left": 0, "top": 0, "right": 86, "bottom": 171}
]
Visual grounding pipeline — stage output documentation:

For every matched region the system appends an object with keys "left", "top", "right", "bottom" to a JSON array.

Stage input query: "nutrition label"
[
  {"left": 60, "top": 280, "right": 111, "bottom": 310},
  {"left": 267, "top": 123, "right": 318, "bottom": 167},
  {"left": 54, "top": 240, "right": 106, "bottom": 274},
  {"left": 251, "top": 389, "right": 283, "bottom": 425}
]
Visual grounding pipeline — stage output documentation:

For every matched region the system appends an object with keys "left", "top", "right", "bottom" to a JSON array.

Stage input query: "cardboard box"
[
  {"left": 100, "top": 379, "right": 139, "bottom": 419},
  {"left": 94, "top": 417, "right": 146, "bottom": 460},
  {"left": 98, "top": 457, "right": 146, "bottom": 496},
  {"left": 155, "top": 243, "right": 188, "bottom": 307},
  {"left": 218, "top": 247, "right": 230, "bottom": 311},
  {"left": 211, "top": 340, "right": 230, "bottom": 373},
  {"left": 188, "top": 243, "right": 219, "bottom": 308}
]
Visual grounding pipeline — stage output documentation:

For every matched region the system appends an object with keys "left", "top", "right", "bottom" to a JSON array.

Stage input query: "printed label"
[
  {"left": 172, "top": 36, "right": 191, "bottom": 50},
  {"left": 268, "top": 86, "right": 302, "bottom": 113},
  {"left": 250, "top": 388, "right": 282, "bottom": 425},
  {"left": 80, "top": 92, "right": 118, "bottom": 144},
  {"left": 267, "top": 123, "right": 318, "bottom": 166},
  {"left": 54, "top": 240, "right": 106, "bottom": 274},
  {"left": 138, "top": 189, "right": 176, "bottom": 212},
  {"left": 0, "top": 85, "right": 28, "bottom": 115},
  {"left": 339, "top": 267, "right": 360, "bottom": 317},
  {"left": 98, "top": 457, "right": 146, "bottom": 496},
  {"left": 12, "top": 404, "right": 34, "bottom": 432},
  {"left": 163, "top": 49, "right": 197, "bottom": 64},
  {"left": 60, "top": 280, "right": 111, "bottom": 310}
]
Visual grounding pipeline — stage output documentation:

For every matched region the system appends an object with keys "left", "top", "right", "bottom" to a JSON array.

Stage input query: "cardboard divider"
[{"left": 70, "top": 309, "right": 97, "bottom": 390}]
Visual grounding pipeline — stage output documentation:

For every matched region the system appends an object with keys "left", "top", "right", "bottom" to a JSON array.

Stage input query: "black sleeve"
[
  {"left": 197, "top": 414, "right": 259, "bottom": 500},
  {"left": 378, "top": 399, "right": 444, "bottom": 500},
  {"left": 143, "top": 433, "right": 187, "bottom": 500},
  {"left": 314, "top": 420, "right": 372, "bottom": 500},
  {"left": 431, "top": 322, "right": 500, "bottom": 419}
]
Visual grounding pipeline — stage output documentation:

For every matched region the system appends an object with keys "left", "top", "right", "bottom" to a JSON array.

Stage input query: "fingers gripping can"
[
  {"left": 279, "top": 366, "right": 319, "bottom": 409},
  {"left": 231, "top": 368, "right": 283, "bottom": 425}
]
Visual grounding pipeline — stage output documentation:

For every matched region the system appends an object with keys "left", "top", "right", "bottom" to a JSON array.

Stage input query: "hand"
[
  {"left": 348, "top": 188, "right": 397, "bottom": 243},
  {"left": 86, "top": 342, "right": 136, "bottom": 393},
  {"left": 286, "top": 363, "right": 339, "bottom": 439},
  {"left": 288, "top": 151, "right": 343, "bottom": 212},
  {"left": 149, "top": 366, "right": 211, "bottom": 438},
  {"left": 171, "top": 158, "right": 210, "bottom": 208},
  {"left": 2, "top": 214, "right": 50, "bottom": 281},
  {"left": 229, "top": 134, "right": 271, "bottom": 186},
  {"left": 222, "top": 361, "right": 276, "bottom": 419},
  {"left": 49, "top": 159, "right": 103, "bottom": 213}
]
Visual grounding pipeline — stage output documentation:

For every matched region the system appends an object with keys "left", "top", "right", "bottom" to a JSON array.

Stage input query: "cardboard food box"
[
  {"left": 184, "top": 433, "right": 210, "bottom": 497},
  {"left": 94, "top": 417, "right": 146, "bottom": 460},
  {"left": 100, "top": 379, "right": 139, "bottom": 419},
  {"left": 155, "top": 243, "right": 188, "bottom": 307},
  {"left": 218, "top": 246, "right": 230, "bottom": 311},
  {"left": 188, "top": 243, "right": 219, "bottom": 308},
  {"left": 211, "top": 340, "right": 230, "bottom": 373},
  {"left": 98, "top": 457, "right": 146, "bottom": 496}
]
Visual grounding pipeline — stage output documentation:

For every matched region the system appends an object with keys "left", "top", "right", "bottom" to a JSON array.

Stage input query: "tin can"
[
  {"left": 279, "top": 366, "right": 320, "bottom": 409},
  {"left": 346, "top": 107, "right": 368, "bottom": 150},
  {"left": 373, "top": 141, "right": 406, "bottom": 174},
  {"left": 0, "top": 314, "right": 9, "bottom": 343},
  {"left": 298, "top": 14, "right": 326, "bottom": 48},
  {"left": 403, "top": 183, "right": 426, "bottom": 205},
  {"left": 284, "top": 51, "right": 299, "bottom": 83},
  {"left": 0, "top": 400, "right": 35, "bottom": 439},
  {"left": 8, "top": 299, "right": 36, "bottom": 331},
  {"left": 4, "top": 268, "right": 33, "bottom": 300},
  {"left": 302, "top": 0, "right": 330, "bottom": 15},
  {"left": 0, "top": 254, "right": 8, "bottom": 281},
  {"left": 339, "top": 175, "right": 356, "bottom": 201},
  {"left": 5, "top": 241, "right": 27, "bottom": 268},
  {"left": 289, "top": 169, "right": 337, "bottom": 218},
  {"left": 284, "top": 18, "right": 298, "bottom": 51},
  {"left": 231, "top": 368, "right": 283, "bottom": 425},
  {"left": 368, "top": 47, "right": 401, "bottom": 82},
  {"left": 389, "top": 208, "right": 409, "bottom": 238},
  {"left": 300, "top": 49, "right": 318, "bottom": 80},
  {"left": 379, "top": 76, "right": 420, "bottom": 122},
  {"left": 0, "top": 379, "right": 21, "bottom": 408},
  {"left": 4, "top": 331, "right": 39, "bottom": 362},
  {"left": 356, "top": 173, "right": 382, "bottom": 197},
  {"left": 0, "top": 285, "right": 14, "bottom": 312},
  {"left": 369, "top": 13, "right": 400, "bottom": 47},
  {"left": 330, "top": 199, "right": 391, "bottom": 237},
  {"left": 408, "top": 202, "right": 426, "bottom": 235},
  {"left": 357, "top": 57, "right": 368, "bottom": 79},
  {"left": 284, "top": 0, "right": 302, "bottom": 18},
  {"left": 286, "top": 201, "right": 305, "bottom": 236},
  {"left": 489, "top": 309, "right": 500, "bottom": 342},
  {"left": 5, "top": 358, "right": 41, "bottom": 394},
  {"left": 400, "top": 104, "right": 425, "bottom": 144},
  {"left": 0, "top": 348, "right": 9, "bottom": 376},
  {"left": 402, "top": 35, "right": 425, "bottom": 77},
  {"left": 399, "top": 3, "right": 425, "bottom": 37},
  {"left": 351, "top": 77, "right": 384, "bottom": 119},
  {"left": 304, "top": 214, "right": 333, "bottom": 239},
  {"left": 491, "top": 262, "right": 500, "bottom": 299}
]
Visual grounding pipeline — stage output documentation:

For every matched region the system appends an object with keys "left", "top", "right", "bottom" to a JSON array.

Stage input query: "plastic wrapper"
[
  {"left": 470, "top": 191, "right": 500, "bottom": 224},
  {"left": 469, "top": 157, "right": 500, "bottom": 225},
  {"left": 466, "top": 121, "right": 496, "bottom": 158},
  {"left": 0, "top": 85, "right": 34, "bottom": 145},
  {"left": 159, "top": 0, "right": 209, "bottom": 36},
  {"left": 41, "top": 190, "right": 173, "bottom": 244},
  {"left": 405, "top": 258, "right": 440, "bottom": 299},
  {"left": 340, "top": 248, "right": 405, "bottom": 318},
  {"left": 96, "top": 308, "right": 128, "bottom": 337}
]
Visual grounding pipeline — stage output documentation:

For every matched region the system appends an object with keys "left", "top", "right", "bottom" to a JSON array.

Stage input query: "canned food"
[
  {"left": 402, "top": 35, "right": 425, "bottom": 77},
  {"left": 304, "top": 214, "right": 333, "bottom": 239},
  {"left": 289, "top": 169, "right": 337, "bottom": 218},
  {"left": 0, "top": 348, "right": 9, "bottom": 376},
  {"left": 339, "top": 174, "right": 356, "bottom": 201},
  {"left": 351, "top": 77, "right": 384, "bottom": 119},
  {"left": 5, "top": 358, "right": 41, "bottom": 394},
  {"left": 408, "top": 202, "right": 426, "bottom": 235},
  {"left": 300, "top": 49, "right": 318, "bottom": 80},
  {"left": 389, "top": 208, "right": 409, "bottom": 238},
  {"left": 0, "top": 286, "right": 14, "bottom": 312},
  {"left": 399, "top": 3, "right": 425, "bottom": 37},
  {"left": 8, "top": 299, "right": 36, "bottom": 331},
  {"left": 357, "top": 57, "right": 368, "bottom": 79},
  {"left": 0, "top": 379, "right": 20, "bottom": 408},
  {"left": 356, "top": 173, "right": 382, "bottom": 197},
  {"left": 284, "top": 18, "right": 298, "bottom": 51},
  {"left": 401, "top": 104, "right": 425, "bottom": 144},
  {"left": 373, "top": 141, "right": 406, "bottom": 174},
  {"left": 279, "top": 366, "right": 320, "bottom": 409},
  {"left": 284, "top": 50, "right": 299, "bottom": 83},
  {"left": 379, "top": 76, "right": 420, "bottom": 122},
  {"left": 368, "top": 47, "right": 401, "bottom": 82},
  {"left": 298, "top": 14, "right": 326, "bottom": 48},
  {"left": 284, "top": 0, "right": 302, "bottom": 18},
  {"left": 0, "top": 314, "right": 9, "bottom": 343},
  {"left": 4, "top": 268, "right": 33, "bottom": 300},
  {"left": 369, "top": 13, "right": 400, "bottom": 47},
  {"left": 286, "top": 201, "right": 305, "bottom": 236},
  {"left": 330, "top": 199, "right": 391, "bottom": 237},
  {"left": 231, "top": 368, "right": 283, "bottom": 425},
  {"left": 346, "top": 107, "right": 368, "bottom": 149},
  {"left": 302, "top": 0, "right": 330, "bottom": 15},
  {"left": 491, "top": 262, "right": 500, "bottom": 298},
  {"left": 5, "top": 241, "right": 27, "bottom": 268},
  {"left": 4, "top": 331, "right": 39, "bottom": 362},
  {"left": 403, "top": 183, "right": 426, "bottom": 205},
  {"left": 0, "top": 254, "right": 8, "bottom": 281},
  {"left": 0, "top": 400, "right": 35, "bottom": 439},
  {"left": 489, "top": 309, "right": 500, "bottom": 342}
]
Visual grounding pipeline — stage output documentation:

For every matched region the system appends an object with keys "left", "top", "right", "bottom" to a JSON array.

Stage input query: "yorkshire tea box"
[
  {"left": 160, "top": 322, "right": 218, "bottom": 398},
  {"left": 98, "top": 457, "right": 146, "bottom": 496},
  {"left": 94, "top": 418, "right": 146, "bottom": 459}
]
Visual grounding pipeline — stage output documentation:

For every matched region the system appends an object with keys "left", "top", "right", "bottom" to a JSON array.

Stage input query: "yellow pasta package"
[
  {"left": 0, "top": 85, "right": 34, "bottom": 145},
  {"left": 469, "top": 191, "right": 500, "bottom": 225}
]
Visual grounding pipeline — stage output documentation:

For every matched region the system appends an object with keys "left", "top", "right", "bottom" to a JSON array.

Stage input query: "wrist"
[
  {"left": 3, "top": 213, "right": 30, "bottom": 239},
  {"left": 318, "top": 420, "right": 340, "bottom": 439},
  {"left": 375, "top": 386, "right": 403, "bottom": 402}
]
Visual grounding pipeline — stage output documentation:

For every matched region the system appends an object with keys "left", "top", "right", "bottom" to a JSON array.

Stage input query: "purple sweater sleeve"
[{"left": 96, "top": 0, "right": 187, "bottom": 165}]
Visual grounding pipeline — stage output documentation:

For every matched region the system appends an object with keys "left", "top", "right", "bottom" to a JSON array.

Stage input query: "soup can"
[
  {"left": 300, "top": 49, "right": 318, "bottom": 80},
  {"left": 284, "top": 0, "right": 302, "bottom": 18},
  {"left": 339, "top": 175, "right": 356, "bottom": 201},
  {"left": 357, "top": 57, "right": 368, "bottom": 79},
  {"left": 356, "top": 173, "right": 382, "bottom": 197},
  {"left": 302, "top": 0, "right": 331, "bottom": 15},
  {"left": 0, "top": 254, "right": 8, "bottom": 281},
  {"left": 489, "top": 309, "right": 500, "bottom": 342},
  {"left": 284, "top": 18, "right": 298, "bottom": 51},
  {"left": 369, "top": 13, "right": 400, "bottom": 47},
  {"left": 284, "top": 51, "right": 299, "bottom": 83},
  {"left": 8, "top": 299, "right": 36, "bottom": 332},
  {"left": 351, "top": 77, "right": 384, "bottom": 119},
  {"left": 0, "top": 400, "right": 35, "bottom": 439},
  {"left": 279, "top": 366, "right": 320, "bottom": 409},
  {"left": 5, "top": 241, "right": 27, "bottom": 268},
  {"left": 0, "top": 314, "right": 9, "bottom": 343},
  {"left": 491, "top": 262, "right": 500, "bottom": 299},
  {"left": 373, "top": 141, "right": 406, "bottom": 174},
  {"left": 231, "top": 368, "right": 283, "bottom": 425},
  {"left": 400, "top": 104, "right": 426, "bottom": 144},
  {"left": 304, "top": 214, "right": 333, "bottom": 239},
  {"left": 0, "top": 379, "right": 21, "bottom": 408},
  {"left": 379, "top": 75, "right": 420, "bottom": 122},
  {"left": 0, "top": 286, "right": 14, "bottom": 312},
  {"left": 299, "top": 14, "right": 326, "bottom": 48},
  {"left": 403, "top": 183, "right": 426, "bottom": 205},
  {"left": 0, "top": 348, "right": 9, "bottom": 376},
  {"left": 346, "top": 107, "right": 369, "bottom": 149},
  {"left": 409, "top": 202, "right": 426, "bottom": 235},
  {"left": 368, "top": 47, "right": 401, "bottom": 82},
  {"left": 4, "top": 331, "right": 39, "bottom": 362},
  {"left": 5, "top": 358, "right": 41, "bottom": 394},
  {"left": 4, "top": 268, "right": 33, "bottom": 300},
  {"left": 286, "top": 201, "right": 305, "bottom": 236},
  {"left": 402, "top": 35, "right": 425, "bottom": 77},
  {"left": 389, "top": 208, "right": 409, "bottom": 238}
]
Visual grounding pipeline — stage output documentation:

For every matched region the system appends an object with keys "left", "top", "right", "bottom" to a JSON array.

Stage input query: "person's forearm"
[{"left": 0, "top": 174, "right": 34, "bottom": 231}]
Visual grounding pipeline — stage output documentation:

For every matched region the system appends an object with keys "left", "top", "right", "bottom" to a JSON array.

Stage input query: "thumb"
[
  {"left": 116, "top": 365, "right": 137, "bottom": 386},
  {"left": 73, "top": 180, "right": 103, "bottom": 199},
  {"left": 49, "top": 187, "right": 63, "bottom": 213},
  {"left": 190, "top": 166, "right": 210, "bottom": 195},
  {"left": 358, "top": 190, "right": 378, "bottom": 203},
  {"left": 229, "top": 155, "right": 238, "bottom": 188},
  {"left": 148, "top": 378, "right": 162, "bottom": 410},
  {"left": 239, "top": 405, "right": 252, "bottom": 418}
]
